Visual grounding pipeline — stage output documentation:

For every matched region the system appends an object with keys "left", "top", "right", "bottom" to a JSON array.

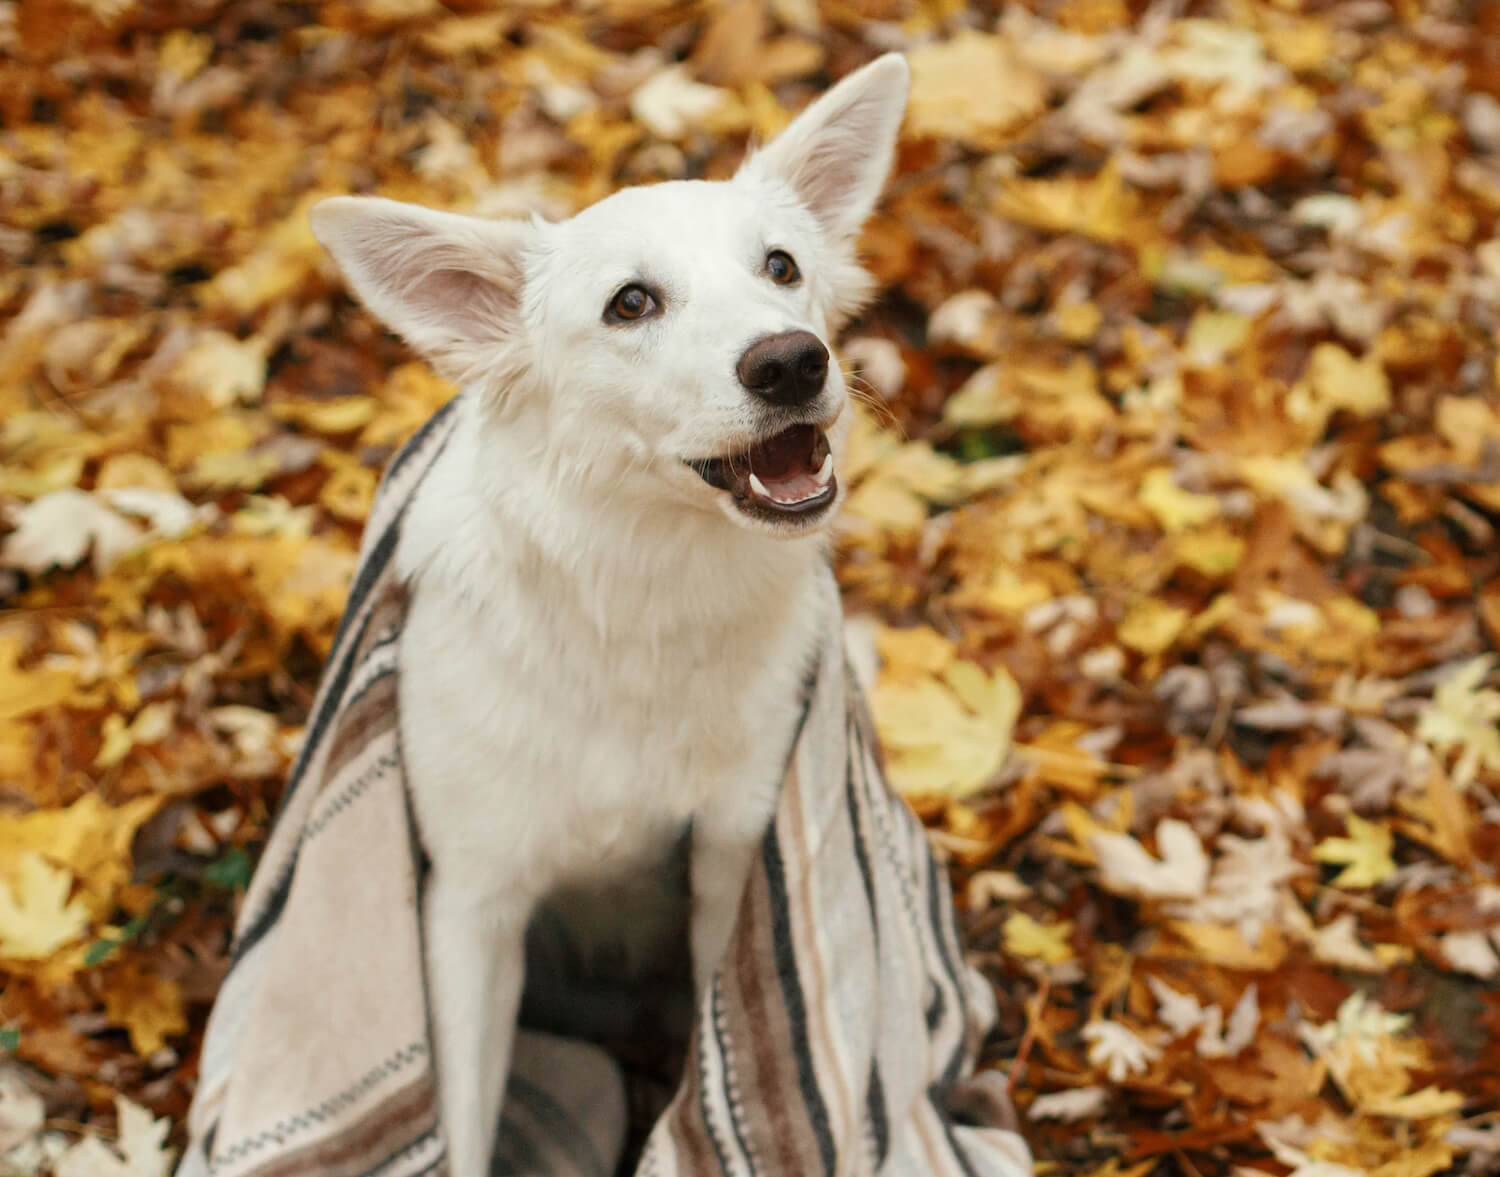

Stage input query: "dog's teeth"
[
  {"left": 749, "top": 473, "right": 771, "bottom": 499},
  {"left": 815, "top": 454, "right": 834, "bottom": 485}
]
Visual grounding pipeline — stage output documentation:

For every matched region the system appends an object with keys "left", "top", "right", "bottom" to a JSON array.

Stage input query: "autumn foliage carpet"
[{"left": 2, "top": 1, "right": 1500, "bottom": 1174}]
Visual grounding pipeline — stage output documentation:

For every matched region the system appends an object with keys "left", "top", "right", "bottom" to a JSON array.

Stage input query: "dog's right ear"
[{"left": 309, "top": 196, "right": 530, "bottom": 385}]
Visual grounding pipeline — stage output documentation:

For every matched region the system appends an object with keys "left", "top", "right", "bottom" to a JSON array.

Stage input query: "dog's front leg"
[
  {"left": 423, "top": 874, "right": 530, "bottom": 1177},
  {"left": 690, "top": 785, "right": 779, "bottom": 994}
]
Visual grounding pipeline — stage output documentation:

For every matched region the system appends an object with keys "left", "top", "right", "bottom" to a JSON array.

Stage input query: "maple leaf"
[
  {"left": 1415, "top": 656, "right": 1500, "bottom": 790},
  {"left": 53, "top": 1097, "right": 173, "bottom": 1177},
  {"left": 1002, "top": 912, "right": 1074, "bottom": 965},
  {"left": 1090, "top": 819, "right": 1208, "bottom": 901},
  {"left": 0, "top": 853, "right": 90, "bottom": 961},
  {"left": 102, "top": 960, "right": 188, "bottom": 1056},
  {"left": 1082, "top": 1019, "right": 1161, "bottom": 1082},
  {"left": 871, "top": 659, "right": 1021, "bottom": 798},
  {"left": 1313, "top": 816, "right": 1397, "bottom": 889},
  {"left": 1, "top": 489, "right": 144, "bottom": 575}
]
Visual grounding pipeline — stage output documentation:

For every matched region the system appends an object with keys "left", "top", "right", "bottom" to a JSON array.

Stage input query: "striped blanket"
[{"left": 178, "top": 397, "right": 1033, "bottom": 1177}]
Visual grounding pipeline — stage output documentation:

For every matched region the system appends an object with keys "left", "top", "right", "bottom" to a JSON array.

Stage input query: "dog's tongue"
[
  {"left": 748, "top": 425, "right": 817, "bottom": 481},
  {"left": 741, "top": 425, "right": 832, "bottom": 505}
]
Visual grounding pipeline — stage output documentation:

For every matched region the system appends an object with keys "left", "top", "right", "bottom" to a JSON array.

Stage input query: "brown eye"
[
  {"left": 766, "top": 250, "right": 800, "bottom": 285},
  {"left": 607, "top": 284, "right": 656, "bottom": 322}
]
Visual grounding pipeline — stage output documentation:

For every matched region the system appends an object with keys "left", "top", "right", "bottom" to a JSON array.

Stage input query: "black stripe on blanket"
[
  {"left": 866, "top": 1063, "right": 890, "bottom": 1168},
  {"left": 382, "top": 395, "right": 458, "bottom": 484},
  {"left": 844, "top": 713, "right": 879, "bottom": 941},
  {"left": 926, "top": 850, "right": 971, "bottom": 1094},
  {"left": 761, "top": 827, "right": 836, "bottom": 1177}
]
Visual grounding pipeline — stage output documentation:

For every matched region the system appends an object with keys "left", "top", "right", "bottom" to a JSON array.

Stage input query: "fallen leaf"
[
  {"left": 53, "top": 1097, "right": 173, "bottom": 1177},
  {"left": 1082, "top": 1019, "right": 1161, "bottom": 1082},
  {"left": 1314, "top": 815, "right": 1397, "bottom": 889},
  {"left": 906, "top": 31, "right": 1046, "bottom": 150},
  {"left": 1091, "top": 819, "right": 1209, "bottom": 900},
  {"left": 1003, "top": 912, "right": 1074, "bottom": 965},
  {"left": 1415, "top": 656, "right": 1500, "bottom": 790},
  {"left": 102, "top": 960, "right": 187, "bottom": 1056},
  {"left": 1, "top": 489, "right": 144, "bottom": 575},
  {"left": 0, "top": 854, "right": 90, "bottom": 961}
]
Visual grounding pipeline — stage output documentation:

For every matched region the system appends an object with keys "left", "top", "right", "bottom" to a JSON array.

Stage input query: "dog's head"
[{"left": 311, "top": 54, "right": 908, "bottom": 537}]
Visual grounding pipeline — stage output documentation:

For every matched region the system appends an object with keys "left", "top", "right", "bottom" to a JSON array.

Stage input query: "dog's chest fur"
[{"left": 392, "top": 401, "right": 827, "bottom": 909}]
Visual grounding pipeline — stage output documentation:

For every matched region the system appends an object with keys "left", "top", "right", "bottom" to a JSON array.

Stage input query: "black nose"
[{"left": 736, "top": 330, "right": 829, "bottom": 407}]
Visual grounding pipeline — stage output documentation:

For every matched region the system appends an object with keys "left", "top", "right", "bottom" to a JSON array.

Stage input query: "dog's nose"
[{"left": 736, "top": 331, "right": 829, "bottom": 407}]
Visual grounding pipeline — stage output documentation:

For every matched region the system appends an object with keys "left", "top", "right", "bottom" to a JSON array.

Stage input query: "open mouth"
[{"left": 686, "top": 424, "right": 836, "bottom": 521}]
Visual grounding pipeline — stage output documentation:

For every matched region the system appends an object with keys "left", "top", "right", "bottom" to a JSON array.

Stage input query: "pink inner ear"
[{"left": 408, "top": 266, "right": 516, "bottom": 343}]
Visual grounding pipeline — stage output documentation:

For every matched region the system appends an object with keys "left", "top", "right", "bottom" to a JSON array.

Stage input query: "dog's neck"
[{"left": 400, "top": 392, "right": 830, "bottom": 650}]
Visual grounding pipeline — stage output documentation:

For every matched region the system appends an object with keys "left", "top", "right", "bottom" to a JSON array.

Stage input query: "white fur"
[{"left": 309, "top": 54, "right": 909, "bottom": 1177}]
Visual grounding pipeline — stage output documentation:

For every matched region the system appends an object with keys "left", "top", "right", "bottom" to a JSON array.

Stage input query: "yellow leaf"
[
  {"left": 843, "top": 475, "right": 928, "bottom": 533},
  {"left": 0, "top": 635, "right": 78, "bottom": 722},
  {"left": 871, "top": 661, "right": 1021, "bottom": 798},
  {"left": 963, "top": 567, "right": 1055, "bottom": 616},
  {"left": 318, "top": 456, "right": 378, "bottom": 523},
  {"left": 1117, "top": 599, "right": 1189, "bottom": 656},
  {"left": 994, "top": 161, "right": 1138, "bottom": 243},
  {"left": 95, "top": 454, "right": 177, "bottom": 493},
  {"left": 1167, "top": 921, "right": 1288, "bottom": 970},
  {"left": 1182, "top": 309, "right": 1251, "bottom": 367},
  {"left": 94, "top": 701, "right": 175, "bottom": 769},
  {"left": 273, "top": 396, "right": 379, "bottom": 434},
  {"left": 1287, "top": 342, "right": 1391, "bottom": 437},
  {"left": 1003, "top": 911, "right": 1074, "bottom": 964},
  {"left": 103, "top": 960, "right": 187, "bottom": 1056},
  {"left": 1055, "top": 301, "right": 1102, "bottom": 342},
  {"left": 1415, "top": 655, "right": 1500, "bottom": 790},
  {"left": 1172, "top": 527, "right": 1245, "bottom": 578},
  {"left": 0, "top": 852, "right": 90, "bottom": 960},
  {"left": 1139, "top": 468, "right": 1219, "bottom": 532},
  {"left": 0, "top": 794, "right": 161, "bottom": 920},
  {"left": 906, "top": 31, "right": 1046, "bottom": 150},
  {"left": 874, "top": 625, "right": 954, "bottom": 680},
  {"left": 361, "top": 364, "right": 456, "bottom": 449},
  {"left": 168, "top": 330, "right": 268, "bottom": 408},
  {"left": 1314, "top": 815, "right": 1397, "bottom": 889}
]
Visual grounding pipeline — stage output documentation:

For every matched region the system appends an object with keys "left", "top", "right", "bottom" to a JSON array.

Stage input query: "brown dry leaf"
[{"left": 102, "top": 959, "right": 187, "bottom": 1056}]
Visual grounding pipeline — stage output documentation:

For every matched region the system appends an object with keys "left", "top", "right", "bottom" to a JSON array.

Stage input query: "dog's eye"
[
  {"left": 766, "top": 250, "right": 800, "bottom": 286},
  {"left": 606, "top": 284, "right": 657, "bottom": 323}
]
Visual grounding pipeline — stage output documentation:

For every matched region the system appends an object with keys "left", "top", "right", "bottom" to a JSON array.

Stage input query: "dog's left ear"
[{"left": 740, "top": 53, "right": 909, "bottom": 242}]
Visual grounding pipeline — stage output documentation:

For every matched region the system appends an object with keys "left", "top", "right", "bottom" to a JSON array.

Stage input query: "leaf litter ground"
[{"left": 1, "top": 2, "right": 1498, "bottom": 1175}]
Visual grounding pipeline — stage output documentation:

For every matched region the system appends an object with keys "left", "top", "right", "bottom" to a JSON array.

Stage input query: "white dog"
[{"left": 309, "top": 53, "right": 910, "bottom": 1177}]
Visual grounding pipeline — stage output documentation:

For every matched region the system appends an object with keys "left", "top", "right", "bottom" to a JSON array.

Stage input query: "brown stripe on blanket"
[
  {"left": 233, "top": 1073, "right": 438, "bottom": 1177},
  {"left": 721, "top": 866, "right": 822, "bottom": 1177},
  {"left": 320, "top": 668, "right": 400, "bottom": 788},
  {"left": 656, "top": 1033, "right": 724, "bottom": 1177}
]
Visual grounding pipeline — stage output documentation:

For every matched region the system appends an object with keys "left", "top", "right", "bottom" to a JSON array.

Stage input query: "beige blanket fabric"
[{"left": 178, "top": 396, "right": 1034, "bottom": 1177}]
